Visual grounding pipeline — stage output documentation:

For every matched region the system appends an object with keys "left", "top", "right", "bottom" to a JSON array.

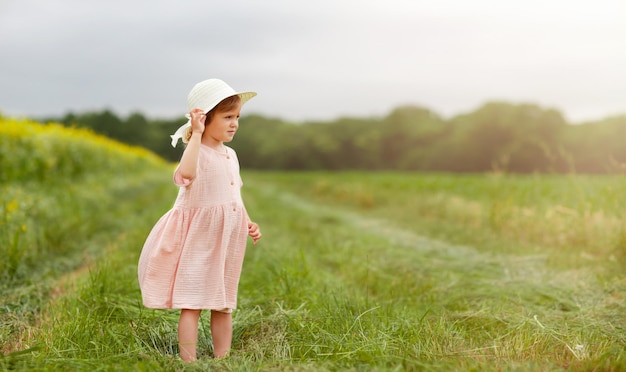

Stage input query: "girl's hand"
[
  {"left": 190, "top": 108, "right": 206, "bottom": 134},
  {"left": 248, "top": 222, "right": 262, "bottom": 245}
]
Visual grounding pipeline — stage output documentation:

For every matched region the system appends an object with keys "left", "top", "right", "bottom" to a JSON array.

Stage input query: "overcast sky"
[{"left": 1, "top": 0, "right": 625, "bottom": 123}]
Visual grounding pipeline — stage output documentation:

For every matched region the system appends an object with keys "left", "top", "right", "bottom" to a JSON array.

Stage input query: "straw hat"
[{"left": 170, "top": 79, "right": 257, "bottom": 147}]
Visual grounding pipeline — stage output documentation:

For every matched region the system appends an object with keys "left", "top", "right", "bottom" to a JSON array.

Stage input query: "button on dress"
[{"left": 138, "top": 144, "right": 249, "bottom": 310}]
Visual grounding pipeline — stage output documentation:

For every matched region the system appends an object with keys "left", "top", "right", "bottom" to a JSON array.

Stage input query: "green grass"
[
  {"left": 236, "top": 173, "right": 626, "bottom": 370},
  {"left": 1, "top": 119, "right": 625, "bottom": 370},
  {"left": 0, "top": 118, "right": 172, "bottom": 364}
]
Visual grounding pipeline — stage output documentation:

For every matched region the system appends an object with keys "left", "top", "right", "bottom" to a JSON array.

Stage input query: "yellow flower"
[{"left": 6, "top": 200, "right": 18, "bottom": 213}]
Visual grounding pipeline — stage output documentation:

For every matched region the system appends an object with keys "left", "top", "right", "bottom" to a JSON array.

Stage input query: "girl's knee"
[{"left": 181, "top": 308, "right": 202, "bottom": 316}]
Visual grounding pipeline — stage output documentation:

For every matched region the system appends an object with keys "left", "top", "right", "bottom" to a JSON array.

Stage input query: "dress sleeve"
[{"left": 173, "top": 164, "right": 194, "bottom": 187}]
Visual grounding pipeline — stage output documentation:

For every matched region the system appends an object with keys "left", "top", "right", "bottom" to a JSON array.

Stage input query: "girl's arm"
[{"left": 177, "top": 109, "right": 206, "bottom": 180}]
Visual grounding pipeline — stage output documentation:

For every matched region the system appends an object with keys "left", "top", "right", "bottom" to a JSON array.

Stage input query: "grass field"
[{"left": 1, "top": 118, "right": 625, "bottom": 370}]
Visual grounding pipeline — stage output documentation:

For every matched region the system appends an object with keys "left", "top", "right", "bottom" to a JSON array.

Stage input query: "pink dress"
[{"left": 138, "top": 144, "right": 249, "bottom": 310}]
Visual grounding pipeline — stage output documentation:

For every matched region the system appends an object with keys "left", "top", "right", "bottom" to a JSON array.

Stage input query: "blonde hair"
[{"left": 183, "top": 95, "right": 242, "bottom": 143}]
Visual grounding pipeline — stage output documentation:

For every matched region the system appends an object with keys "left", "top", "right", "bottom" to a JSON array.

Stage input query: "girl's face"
[{"left": 203, "top": 102, "right": 242, "bottom": 146}]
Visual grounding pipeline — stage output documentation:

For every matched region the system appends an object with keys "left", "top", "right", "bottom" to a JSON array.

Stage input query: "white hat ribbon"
[{"left": 170, "top": 114, "right": 191, "bottom": 148}]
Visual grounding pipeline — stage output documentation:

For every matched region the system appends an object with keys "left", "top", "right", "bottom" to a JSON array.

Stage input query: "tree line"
[{"left": 44, "top": 101, "right": 625, "bottom": 174}]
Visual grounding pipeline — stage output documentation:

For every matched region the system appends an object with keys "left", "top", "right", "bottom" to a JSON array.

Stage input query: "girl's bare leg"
[
  {"left": 178, "top": 309, "right": 201, "bottom": 362},
  {"left": 210, "top": 310, "right": 232, "bottom": 358}
]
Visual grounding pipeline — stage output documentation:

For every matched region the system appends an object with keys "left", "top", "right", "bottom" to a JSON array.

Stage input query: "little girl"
[{"left": 138, "top": 78, "right": 262, "bottom": 362}]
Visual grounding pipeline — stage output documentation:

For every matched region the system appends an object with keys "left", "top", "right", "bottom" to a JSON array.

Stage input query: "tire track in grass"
[
  {"left": 255, "top": 182, "right": 606, "bottom": 322},
  {"left": 2, "top": 233, "right": 123, "bottom": 355},
  {"left": 251, "top": 181, "right": 614, "bottom": 363},
  {"left": 254, "top": 180, "right": 600, "bottom": 313}
]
